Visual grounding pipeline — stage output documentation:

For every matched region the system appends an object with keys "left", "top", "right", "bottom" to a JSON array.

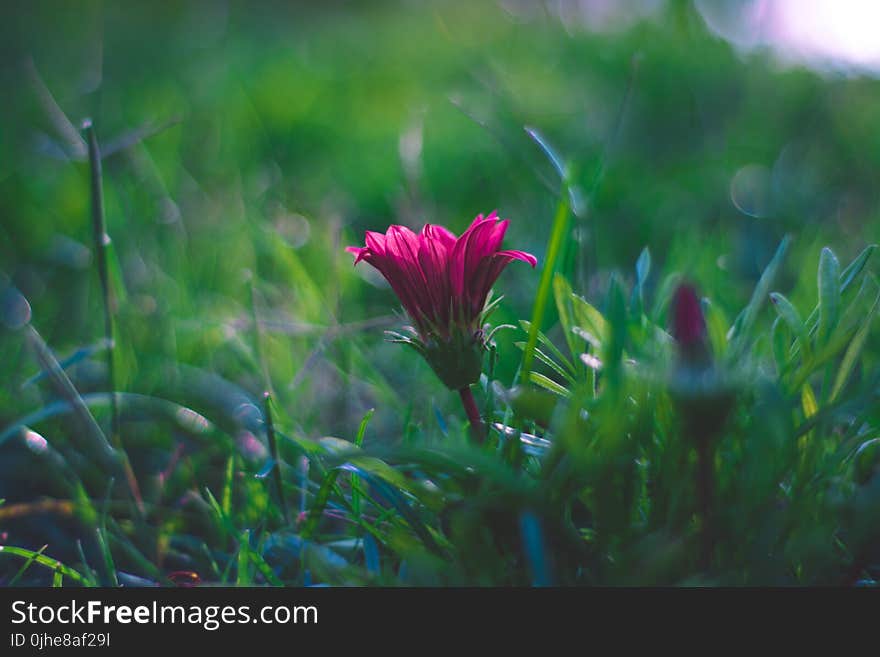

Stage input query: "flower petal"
[
  {"left": 495, "top": 249, "right": 538, "bottom": 268},
  {"left": 346, "top": 245, "right": 370, "bottom": 265},
  {"left": 365, "top": 230, "right": 388, "bottom": 255},
  {"left": 467, "top": 249, "right": 536, "bottom": 318},
  {"left": 385, "top": 225, "right": 437, "bottom": 328},
  {"left": 484, "top": 218, "right": 509, "bottom": 255},
  {"left": 450, "top": 214, "right": 497, "bottom": 296},
  {"left": 422, "top": 223, "right": 457, "bottom": 248},
  {"left": 418, "top": 231, "right": 452, "bottom": 333}
]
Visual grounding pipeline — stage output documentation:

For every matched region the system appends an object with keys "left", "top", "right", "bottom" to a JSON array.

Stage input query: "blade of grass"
[
  {"left": 519, "top": 320, "right": 577, "bottom": 374},
  {"left": 0, "top": 392, "right": 216, "bottom": 448},
  {"left": 203, "top": 487, "right": 237, "bottom": 540},
  {"left": 351, "top": 408, "right": 374, "bottom": 520},
  {"left": 75, "top": 540, "right": 100, "bottom": 587},
  {"left": 236, "top": 530, "right": 253, "bottom": 586},
  {"left": 553, "top": 274, "right": 579, "bottom": 359},
  {"left": 222, "top": 455, "right": 234, "bottom": 518},
  {"left": 727, "top": 235, "right": 792, "bottom": 354},
  {"left": 23, "top": 56, "right": 87, "bottom": 159},
  {"left": 0, "top": 545, "right": 89, "bottom": 585},
  {"left": 829, "top": 289, "right": 880, "bottom": 402},
  {"left": 84, "top": 121, "right": 118, "bottom": 446},
  {"left": 802, "top": 244, "right": 877, "bottom": 338},
  {"left": 817, "top": 247, "right": 841, "bottom": 344},
  {"left": 301, "top": 469, "right": 342, "bottom": 540},
  {"left": 337, "top": 463, "right": 443, "bottom": 556},
  {"left": 770, "top": 292, "right": 811, "bottom": 362},
  {"left": 521, "top": 195, "right": 571, "bottom": 381},
  {"left": 263, "top": 392, "right": 289, "bottom": 524},
  {"left": 21, "top": 338, "right": 112, "bottom": 389},
  {"left": 631, "top": 246, "right": 651, "bottom": 317},
  {"left": 528, "top": 371, "right": 572, "bottom": 398},
  {"left": 84, "top": 121, "right": 144, "bottom": 514},
  {"left": 246, "top": 544, "right": 283, "bottom": 586},
  {"left": 94, "top": 527, "right": 117, "bottom": 587},
  {"left": 7, "top": 544, "right": 49, "bottom": 586},
  {"left": 515, "top": 343, "right": 576, "bottom": 385}
]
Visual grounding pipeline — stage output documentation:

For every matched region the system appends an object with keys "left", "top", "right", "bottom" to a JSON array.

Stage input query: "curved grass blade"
[
  {"left": 8, "top": 544, "right": 49, "bottom": 586},
  {"left": 23, "top": 326, "right": 119, "bottom": 472},
  {"left": 515, "top": 342, "right": 576, "bottom": 385},
  {"left": 770, "top": 292, "right": 810, "bottom": 361},
  {"left": 528, "top": 371, "right": 572, "bottom": 398},
  {"left": 519, "top": 320, "right": 576, "bottom": 375},
  {"left": 0, "top": 545, "right": 89, "bottom": 585},
  {"left": 0, "top": 392, "right": 216, "bottom": 447},
  {"left": 839, "top": 244, "right": 877, "bottom": 292}
]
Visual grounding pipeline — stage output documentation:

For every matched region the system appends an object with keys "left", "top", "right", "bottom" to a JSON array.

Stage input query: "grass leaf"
[
  {"left": 521, "top": 196, "right": 572, "bottom": 380},
  {"left": 528, "top": 371, "right": 572, "bottom": 398},
  {"left": 0, "top": 545, "right": 89, "bottom": 585},
  {"left": 728, "top": 235, "right": 791, "bottom": 352},
  {"left": 817, "top": 247, "right": 841, "bottom": 343},
  {"left": 830, "top": 289, "right": 880, "bottom": 402},
  {"left": 770, "top": 292, "right": 810, "bottom": 361}
]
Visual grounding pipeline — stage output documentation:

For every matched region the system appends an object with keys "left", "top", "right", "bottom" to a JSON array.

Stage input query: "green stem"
[
  {"left": 696, "top": 438, "right": 715, "bottom": 572},
  {"left": 458, "top": 386, "right": 485, "bottom": 443},
  {"left": 84, "top": 120, "right": 144, "bottom": 515},
  {"left": 263, "top": 392, "right": 289, "bottom": 525}
]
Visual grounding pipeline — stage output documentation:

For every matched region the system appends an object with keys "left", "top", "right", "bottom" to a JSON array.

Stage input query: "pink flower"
[
  {"left": 671, "top": 284, "right": 706, "bottom": 350},
  {"left": 346, "top": 211, "right": 536, "bottom": 390},
  {"left": 347, "top": 211, "right": 536, "bottom": 340},
  {"left": 669, "top": 283, "right": 734, "bottom": 442}
]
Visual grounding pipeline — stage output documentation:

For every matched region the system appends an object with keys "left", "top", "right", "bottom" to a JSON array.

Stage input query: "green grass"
[{"left": 1, "top": 1, "right": 880, "bottom": 586}]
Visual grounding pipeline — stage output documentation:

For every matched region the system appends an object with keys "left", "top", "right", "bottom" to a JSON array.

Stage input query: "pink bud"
[{"left": 672, "top": 284, "right": 706, "bottom": 349}]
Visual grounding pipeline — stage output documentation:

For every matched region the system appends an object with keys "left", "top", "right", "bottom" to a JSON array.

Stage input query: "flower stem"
[
  {"left": 696, "top": 437, "right": 715, "bottom": 572},
  {"left": 458, "top": 386, "right": 485, "bottom": 443}
]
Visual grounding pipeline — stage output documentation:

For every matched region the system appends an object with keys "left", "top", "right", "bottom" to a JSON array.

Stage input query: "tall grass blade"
[
  {"left": 84, "top": 121, "right": 143, "bottom": 514},
  {"left": 830, "top": 289, "right": 880, "bottom": 402},
  {"left": 263, "top": 392, "right": 289, "bottom": 524},
  {"left": 0, "top": 545, "right": 89, "bottom": 585},
  {"left": 521, "top": 197, "right": 571, "bottom": 380}
]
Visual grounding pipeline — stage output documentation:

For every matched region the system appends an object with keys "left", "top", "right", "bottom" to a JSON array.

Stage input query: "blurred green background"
[{"left": 1, "top": 0, "right": 879, "bottom": 585}]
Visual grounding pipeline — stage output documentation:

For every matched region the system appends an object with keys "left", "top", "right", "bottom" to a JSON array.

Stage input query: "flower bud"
[{"left": 422, "top": 330, "right": 485, "bottom": 391}]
